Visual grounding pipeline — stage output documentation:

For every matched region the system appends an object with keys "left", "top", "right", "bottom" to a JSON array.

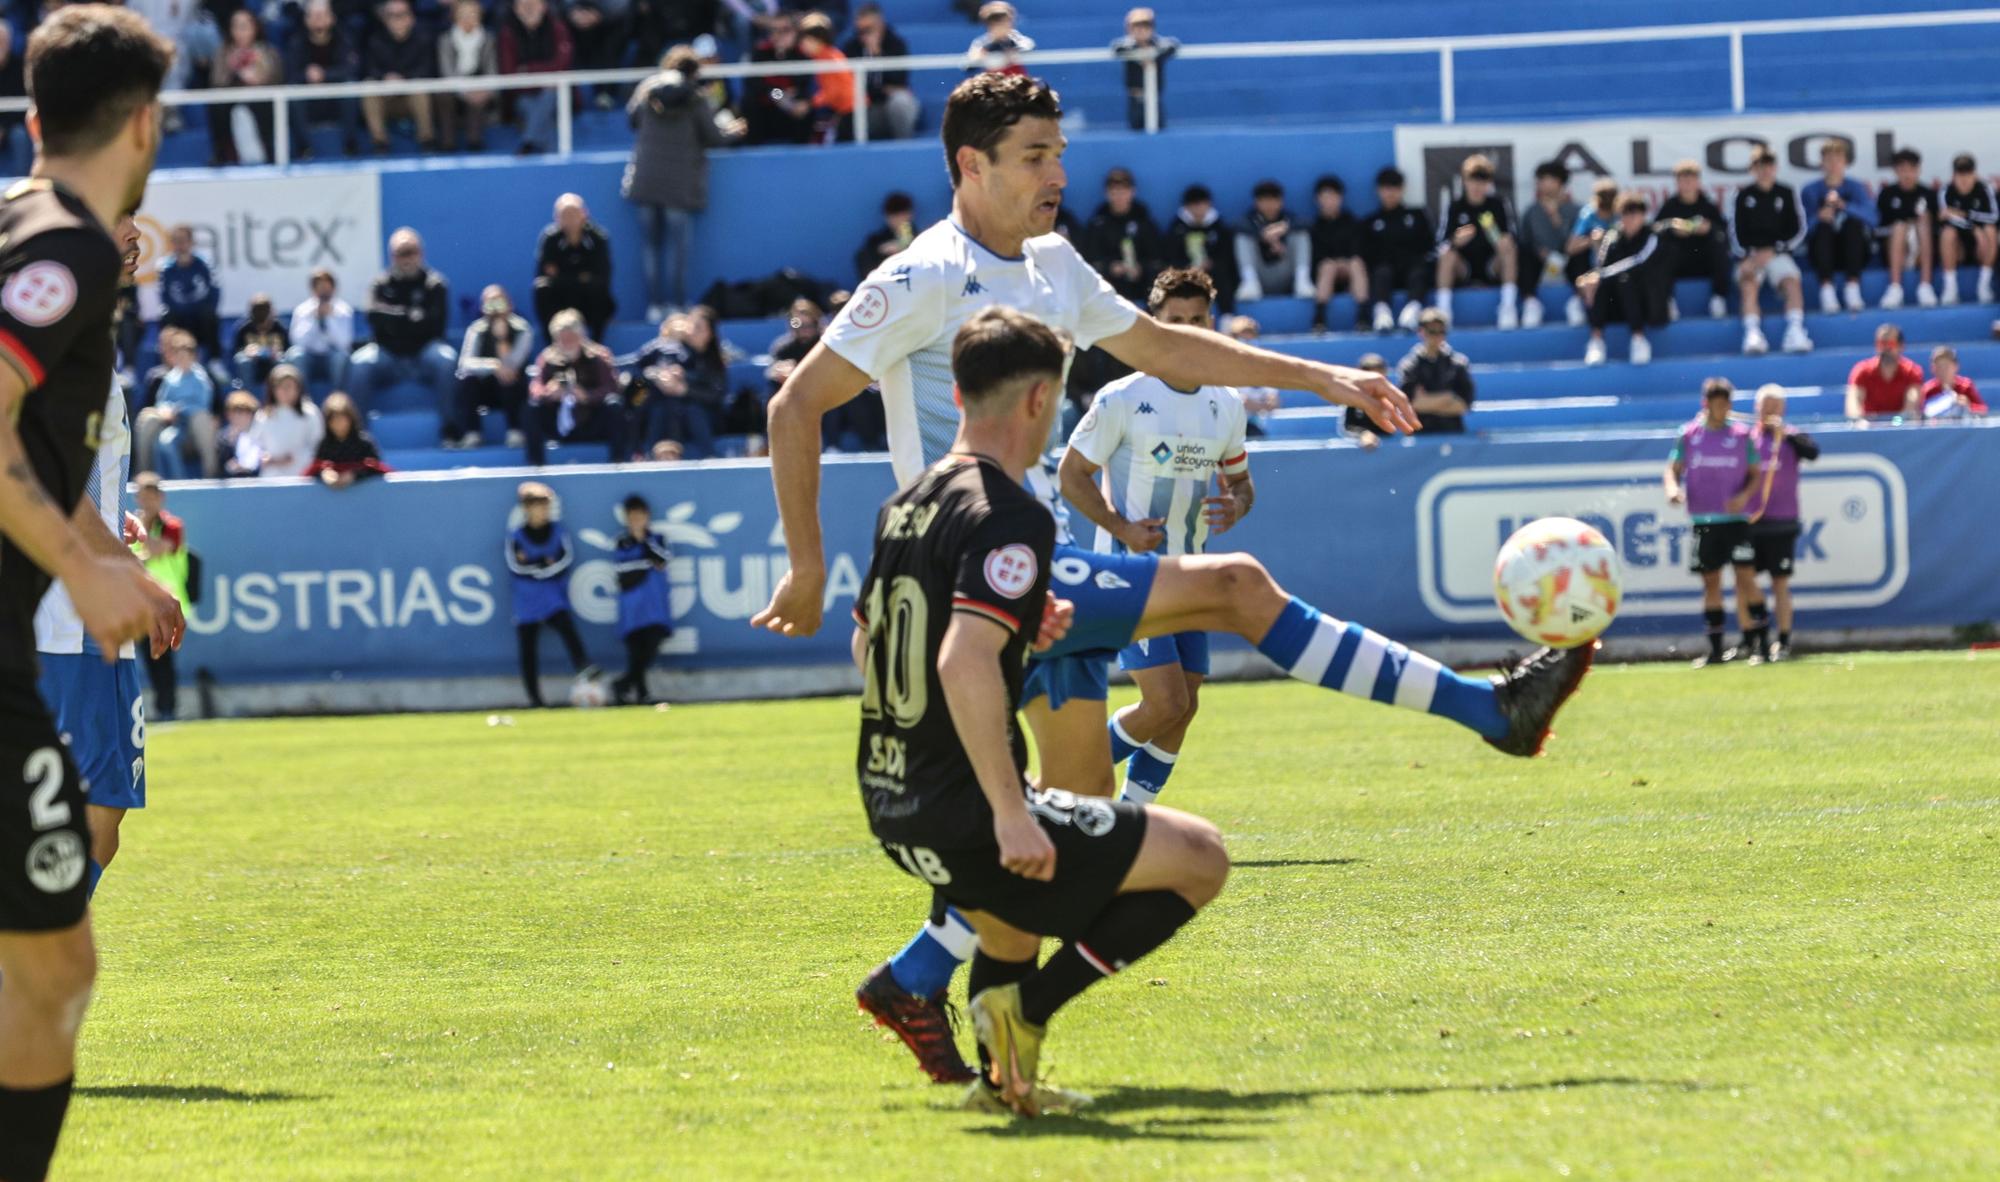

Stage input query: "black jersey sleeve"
[
  {"left": 0, "top": 227, "right": 119, "bottom": 390},
  {"left": 949, "top": 501, "right": 1055, "bottom": 638}
]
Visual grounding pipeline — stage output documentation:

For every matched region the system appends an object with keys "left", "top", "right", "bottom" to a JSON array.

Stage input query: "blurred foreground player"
[{"left": 0, "top": 9, "right": 175, "bottom": 1181}]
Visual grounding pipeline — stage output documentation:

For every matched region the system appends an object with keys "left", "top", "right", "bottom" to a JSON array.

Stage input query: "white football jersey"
[
  {"left": 35, "top": 377, "right": 136, "bottom": 659},
  {"left": 821, "top": 218, "right": 1141, "bottom": 542},
  {"left": 1066, "top": 371, "right": 1249, "bottom": 556}
]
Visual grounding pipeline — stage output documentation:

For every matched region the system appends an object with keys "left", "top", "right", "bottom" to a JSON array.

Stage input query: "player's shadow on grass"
[
  {"left": 77, "top": 1084, "right": 320, "bottom": 1103},
  {"left": 1324, "top": 1076, "right": 1713, "bottom": 1100},
  {"left": 1230, "top": 858, "right": 1362, "bottom": 869}
]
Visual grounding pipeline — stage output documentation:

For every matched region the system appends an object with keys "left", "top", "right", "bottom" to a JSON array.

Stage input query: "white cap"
[{"left": 691, "top": 33, "right": 719, "bottom": 58}]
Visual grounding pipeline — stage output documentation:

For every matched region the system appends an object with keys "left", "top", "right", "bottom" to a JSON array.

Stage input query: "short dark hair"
[
  {"left": 27, "top": 6, "right": 173, "bottom": 157},
  {"left": 1147, "top": 266, "right": 1215, "bottom": 313},
  {"left": 882, "top": 190, "right": 914, "bottom": 214},
  {"left": 1892, "top": 147, "right": 1922, "bottom": 168},
  {"left": 1314, "top": 174, "right": 1344, "bottom": 196},
  {"left": 1750, "top": 145, "right": 1779, "bottom": 167},
  {"left": 1180, "top": 183, "right": 1212, "bottom": 206},
  {"left": 1252, "top": 179, "right": 1283, "bottom": 200},
  {"left": 941, "top": 73, "right": 1062, "bottom": 188},
  {"left": 1375, "top": 166, "right": 1405, "bottom": 189},
  {"left": 1533, "top": 160, "right": 1569, "bottom": 184},
  {"left": 1702, "top": 377, "right": 1734, "bottom": 401},
  {"left": 1954, "top": 152, "right": 1976, "bottom": 174},
  {"left": 1876, "top": 322, "right": 1904, "bottom": 343},
  {"left": 951, "top": 306, "right": 1066, "bottom": 410},
  {"left": 1104, "top": 166, "right": 1134, "bottom": 189},
  {"left": 310, "top": 267, "right": 336, "bottom": 287},
  {"left": 622, "top": 494, "right": 651, "bottom": 515}
]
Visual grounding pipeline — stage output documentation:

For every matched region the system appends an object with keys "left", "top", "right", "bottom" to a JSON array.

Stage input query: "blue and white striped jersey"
[
  {"left": 1067, "top": 371, "right": 1249, "bottom": 557},
  {"left": 35, "top": 377, "right": 133, "bottom": 657}
]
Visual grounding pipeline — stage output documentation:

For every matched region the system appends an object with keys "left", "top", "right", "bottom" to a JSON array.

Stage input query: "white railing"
[{"left": 0, "top": 8, "right": 1995, "bottom": 165}]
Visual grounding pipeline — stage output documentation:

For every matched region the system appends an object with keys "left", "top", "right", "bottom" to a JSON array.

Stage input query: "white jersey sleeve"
[
  {"left": 821, "top": 258, "right": 947, "bottom": 383},
  {"left": 1047, "top": 236, "right": 1141, "bottom": 352},
  {"left": 1220, "top": 388, "right": 1250, "bottom": 478},
  {"left": 1065, "top": 383, "right": 1130, "bottom": 469}
]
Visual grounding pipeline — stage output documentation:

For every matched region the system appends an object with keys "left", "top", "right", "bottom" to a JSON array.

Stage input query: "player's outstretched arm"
[
  {"left": 70, "top": 495, "right": 184, "bottom": 657},
  {"left": 1096, "top": 315, "right": 1422, "bottom": 436},
  {"left": 938, "top": 614, "right": 1055, "bottom": 881},
  {"left": 753, "top": 342, "right": 873, "bottom": 638}
]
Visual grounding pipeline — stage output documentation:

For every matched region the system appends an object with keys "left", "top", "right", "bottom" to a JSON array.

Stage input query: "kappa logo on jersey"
[
  {"left": 1209, "top": 398, "right": 1219, "bottom": 418},
  {"left": 887, "top": 264, "right": 913, "bottom": 290},
  {"left": 3, "top": 260, "right": 76, "bottom": 327},
  {"left": 849, "top": 285, "right": 890, "bottom": 328},
  {"left": 983, "top": 543, "right": 1037, "bottom": 599},
  {"left": 1136, "top": 402, "right": 1156, "bottom": 415},
  {"left": 962, "top": 277, "right": 986, "bottom": 297}
]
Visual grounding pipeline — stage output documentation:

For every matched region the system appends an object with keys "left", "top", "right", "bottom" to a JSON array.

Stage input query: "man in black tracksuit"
[
  {"left": 1655, "top": 159, "right": 1732, "bottom": 318},
  {"left": 1579, "top": 191, "right": 1667, "bottom": 366},
  {"left": 1362, "top": 167, "right": 1435, "bottom": 333},
  {"left": 1730, "top": 146, "right": 1810, "bottom": 355},
  {"left": 1079, "top": 166, "right": 1166, "bottom": 304},
  {"left": 1163, "top": 184, "right": 1240, "bottom": 314}
]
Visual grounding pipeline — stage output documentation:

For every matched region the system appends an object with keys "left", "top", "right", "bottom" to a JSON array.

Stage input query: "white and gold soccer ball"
[
  {"left": 568, "top": 674, "right": 611, "bottom": 709},
  {"left": 1493, "top": 516, "right": 1623, "bottom": 649}
]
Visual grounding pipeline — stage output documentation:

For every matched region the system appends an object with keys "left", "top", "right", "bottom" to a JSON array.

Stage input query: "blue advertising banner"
[{"left": 161, "top": 423, "right": 2000, "bottom": 688}]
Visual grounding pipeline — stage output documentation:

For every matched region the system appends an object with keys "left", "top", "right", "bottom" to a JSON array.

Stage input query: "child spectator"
[
  {"left": 1308, "top": 175, "right": 1369, "bottom": 333},
  {"left": 1800, "top": 140, "right": 1876, "bottom": 313},
  {"left": 524, "top": 309, "right": 624, "bottom": 465},
  {"left": 854, "top": 191, "right": 917, "bottom": 281},
  {"left": 132, "top": 474, "right": 189, "bottom": 720},
  {"left": 1578, "top": 191, "right": 1666, "bottom": 367},
  {"left": 506, "top": 482, "right": 595, "bottom": 708},
  {"left": 1655, "top": 159, "right": 1733, "bottom": 320},
  {"left": 250, "top": 365, "right": 325, "bottom": 478},
  {"left": 1921, "top": 345, "right": 1988, "bottom": 419},
  {"left": 1876, "top": 148, "right": 1938, "bottom": 309},
  {"left": 1732, "top": 145, "right": 1812, "bottom": 355},
  {"left": 436, "top": 0, "right": 499, "bottom": 152},
  {"left": 532, "top": 194, "right": 617, "bottom": 342},
  {"left": 216, "top": 390, "right": 263, "bottom": 478},
  {"left": 499, "top": 0, "right": 573, "bottom": 155},
  {"left": 285, "top": 269, "right": 354, "bottom": 397},
  {"left": 1164, "top": 184, "right": 1241, "bottom": 314},
  {"left": 1434, "top": 154, "right": 1521, "bottom": 330},
  {"left": 1566, "top": 178, "right": 1619, "bottom": 323},
  {"left": 308, "top": 393, "right": 390, "bottom": 487},
  {"left": 966, "top": 2, "right": 1034, "bottom": 75},
  {"left": 796, "top": 14, "right": 856, "bottom": 144},
  {"left": 1362, "top": 166, "right": 1434, "bottom": 332},
  {"left": 1938, "top": 152, "right": 1997, "bottom": 305},
  {"left": 134, "top": 328, "right": 219, "bottom": 480},
  {"left": 637, "top": 307, "right": 729, "bottom": 458},
  {"left": 230, "top": 293, "right": 290, "bottom": 390},
  {"left": 610, "top": 494, "right": 673, "bottom": 705},
  {"left": 1234, "top": 179, "right": 1312, "bottom": 303},
  {"left": 1112, "top": 6, "right": 1178, "bottom": 131},
  {"left": 156, "top": 223, "right": 222, "bottom": 365},
  {"left": 1081, "top": 167, "right": 1164, "bottom": 305},
  {"left": 1516, "top": 160, "right": 1579, "bottom": 330},
  {"left": 454, "top": 286, "right": 536, "bottom": 450}
]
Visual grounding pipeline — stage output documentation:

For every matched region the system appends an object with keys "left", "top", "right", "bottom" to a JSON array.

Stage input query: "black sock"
[
  {"left": 1747, "top": 601, "right": 1770, "bottom": 653},
  {"left": 1704, "top": 607, "right": 1726, "bottom": 658},
  {"left": 1312, "top": 299, "right": 1328, "bottom": 324},
  {"left": 1779, "top": 629, "right": 1792, "bottom": 648},
  {"left": 969, "top": 949, "right": 1034, "bottom": 1003},
  {"left": 1017, "top": 891, "right": 1197, "bottom": 1027},
  {"left": 0, "top": 1078, "right": 74, "bottom": 1182}
]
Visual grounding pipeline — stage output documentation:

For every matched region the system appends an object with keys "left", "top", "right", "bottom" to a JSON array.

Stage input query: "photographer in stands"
[
  {"left": 524, "top": 309, "right": 625, "bottom": 465},
  {"left": 636, "top": 309, "right": 729, "bottom": 459}
]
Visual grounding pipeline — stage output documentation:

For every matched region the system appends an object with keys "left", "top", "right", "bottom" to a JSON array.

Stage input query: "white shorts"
[{"left": 1741, "top": 253, "right": 1801, "bottom": 287}]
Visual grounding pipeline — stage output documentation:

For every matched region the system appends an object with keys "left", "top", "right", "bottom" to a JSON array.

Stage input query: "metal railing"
[{"left": 0, "top": 8, "right": 1995, "bottom": 166}]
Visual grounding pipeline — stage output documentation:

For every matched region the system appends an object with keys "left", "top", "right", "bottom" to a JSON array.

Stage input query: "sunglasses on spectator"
[{"left": 1466, "top": 170, "right": 1494, "bottom": 181}]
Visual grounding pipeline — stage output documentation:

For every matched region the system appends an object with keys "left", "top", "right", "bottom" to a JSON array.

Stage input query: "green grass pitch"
[{"left": 60, "top": 652, "right": 2000, "bottom": 1180}]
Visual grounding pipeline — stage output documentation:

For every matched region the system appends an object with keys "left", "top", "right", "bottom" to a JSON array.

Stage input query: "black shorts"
[
  {"left": 1448, "top": 233, "right": 1501, "bottom": 283},
  {"left": 879, "top": 789, "right": 1149, "bottom": 941},
  {"left": 1946, "top": 223, "right": 1988, "bottom": 257},
  {"left": 1751, "top": 519, "right": 1802, "bottom": 577},
  {"left": 0, "top": 674, "right": 91, "bottom": 933},
  {"left": 1690, "top": 520, "right": 1756, "bottom": 574}
]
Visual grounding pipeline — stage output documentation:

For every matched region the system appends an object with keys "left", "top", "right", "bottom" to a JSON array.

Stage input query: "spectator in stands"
[
  {"left": 1235, "top": 180, "right": 1312, "bottom": 304},
  {"left": 285, "top": 268, "right": 354, "bottom": 397},
  {"left": 131, "top": 0, "right": 220, "bottom": 106},
  {"left": 854, "top": 191, "right": 917, "bottom": 281},
  {"left": 1577, "top": 191, "right": 1666, "bottom": 367},
  {"left": 1397, "top": 308, "right": 1474, "bottom": 433},
  {"left": 506, "top": 481, "right": 595, "bottom": 708},
  {"left": 747, "top": 11, "right": 813, "bottom": 146},
  {"left": 610, "top": 493, "right": 673, "bottom": 704},
  {"left": 844, "top": 2, "right": 920, "bottom": 141},
  {"left": 626, "top": 45, "right": 747, "bottom": 321},
  {"left": 1801, "top": 140, "right": 1876, "bottom": 314},
  {"left": 1877, "top": 148, "right": 1937, "bottom": 310},
  {"left": 284, "top": 0, "right": 361, "bottom": 160},
  {"left": 157, "top": 223, "right": 223, "bottom": 368},
  {"left": 1733, "top": 146, "right": 1812, "bottom": 356},
  {"left": 1938, "top": 152, "right": 1997, "bottom": 305},
  {"left": 251, "top": 365, "right": 326, "bottom": 478},
  {"left": 1656, "top": 159, "right": 1733, "bottom": 320},
  {"left": 131, "top": 474, "right": 188, "bottom": 720},
  {"left": 351, "top": 228, "right": 457, "bottom": 433},
  {"left": 135, "top": 328, "right": 220, "bottom": 479},
  {"left": 533, "top": 193, "right": 616, "bottom": 340},
  {"left": 1566, "top": 178, "right": 1618, "bottom": 322},
  {"left": 1434, "top": 154, "right": 1521, "bottom": 330},
  {"left": 1362, "top": 166, "right": 1434, "bottom": 333},
  {"left": 436, "top": 0, "right": 499, "bottom": 152},
  {"left": 766, "top": 297, "right": 823, "bottom": 393},
  {"left": 796, "top": 13, "right": 856, "bottom": 144},
  {"left": 1112, "top": 6, "right": 1177, "bottom": 131},
  {"left": 363, "top": 0, "right": 437, "bottom": 153},
  {"left": 1922, "top": 345, "right": 1988, "bottom": 419},
  {"left": 501, "top": 0, "right": 574, "bottom": 155},
  {"left": 525, "top": 308, "right": 625, "bottom": 464},
  {"left": 1515, "top": 160, "right": 1577, "bottom": 331},
  {"left": 565, "top": 0, "right": 630, "bottom": 108},
  {"left": 1308, "top": 174, "right": 1368, "bottom": 333},
  {"left": 1745, "top": 384, "right": 1816, "bottom": 664},
  {"left": 231, "top": 293, "right": 290, "bottom": 389},
  {"left": 216, "top": 390, "right": 264, "bottom": 478},
  {"left": 967, "top": 2, "right": 1033, "bottom": 75},
  {"left": 637, "top": 306, "right": 729, "bottom": 458},
  {"left": 1343, "top": 351, "right": 1387, "bottom": 450},
  {"left": 204, "top": 9, "right": 281, "bottom": 166},
  {"left": 1845, "top": 322, "right": 1923, "bottom": 420},
  {"left": 454, "top": 285, "right": 536, "bottom": 449},
  {"left": 1081, "top": 167, "right": 1164, "bottom": 305},
  {"left": 308, "top": 392, "right": 390, "bottom": 487},
  {"left": 1165, "top": 184, "right": 1241, "bottom": 314}
]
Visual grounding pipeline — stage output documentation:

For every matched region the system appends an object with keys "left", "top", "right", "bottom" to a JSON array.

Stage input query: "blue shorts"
[
  {"left": 1119, "top": 630, "right": 1211, "bottom": 676},
  {"left": 1041, "top": 545, "right": 1159, "bottom": 661},
  {"left": 1021, "top": 653, "right": 1111, "bottom": 713},
  {"left": 35, "top": 653, "right": 146, "bottom": 811}
]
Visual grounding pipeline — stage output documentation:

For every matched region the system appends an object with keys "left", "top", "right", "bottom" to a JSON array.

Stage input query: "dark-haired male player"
[
  {"left": 854, "top": 306, "right": 1228, "bottom": 1116},
  {"left": 0, "top": 9, "right": 178, "bottom": 1180},
  {"left": 753, "top": 71, "right": 1594, "bottom": 1085}
]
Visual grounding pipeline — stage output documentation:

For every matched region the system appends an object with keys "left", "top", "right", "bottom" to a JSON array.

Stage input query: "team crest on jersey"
[
  {"left": 3, "top": 260, "right": 76, "bottom": 327},
  {"left": 984, "top": 543, "right": 1037, "bottom": 599},
  {"left": 849, "top": 285, "right": 890, "bottom": 328},
  {"left": 26, "top": 830, "right": 84, "bottom": 894}
]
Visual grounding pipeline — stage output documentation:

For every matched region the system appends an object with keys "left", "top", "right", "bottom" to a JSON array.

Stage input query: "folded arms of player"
[{"left": 939, "top": 611, "right": 1056, "bottom": 881}]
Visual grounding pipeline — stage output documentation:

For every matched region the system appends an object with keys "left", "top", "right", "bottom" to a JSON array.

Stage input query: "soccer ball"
[
  {"left": 568, "top": 675, "right": 610, "bottom": 709},
  {"left": 1493, "top": 516, "right": 1622, "bottom": 648}
]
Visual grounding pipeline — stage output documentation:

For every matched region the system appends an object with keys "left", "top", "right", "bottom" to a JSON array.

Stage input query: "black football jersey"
[
  {"left": 1876, "top": 182, "right": 1936, "bottom": 228},
  {"left": 1440, "top": 193, "right": 1514, "bottom": 246},
  {"left": 0, "top": 179, "right": 122, "bottom": 672},
  {"left": 1941, "top": 178, "right": 1997, "bottom": 228},
  {"left": 1362, "top": 205, "right": 1434, "bottom": 265},
  {"left": 854, "top": 454, "right": 1054, "bottom": 848}
]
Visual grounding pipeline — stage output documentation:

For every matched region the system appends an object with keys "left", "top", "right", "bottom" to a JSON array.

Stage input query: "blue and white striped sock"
[
  {"left": 887, "top": 907, "right": 978, "bottom": 997},
  {"left": 1107, "top": 715, "right": 1142, "bottom": 764},
  {"left": 1120, "top": 743, "right": 1177, "bottom": 805},
  {"left": 1254, "top": 597, "right": 1507, "bottom": 739}
]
